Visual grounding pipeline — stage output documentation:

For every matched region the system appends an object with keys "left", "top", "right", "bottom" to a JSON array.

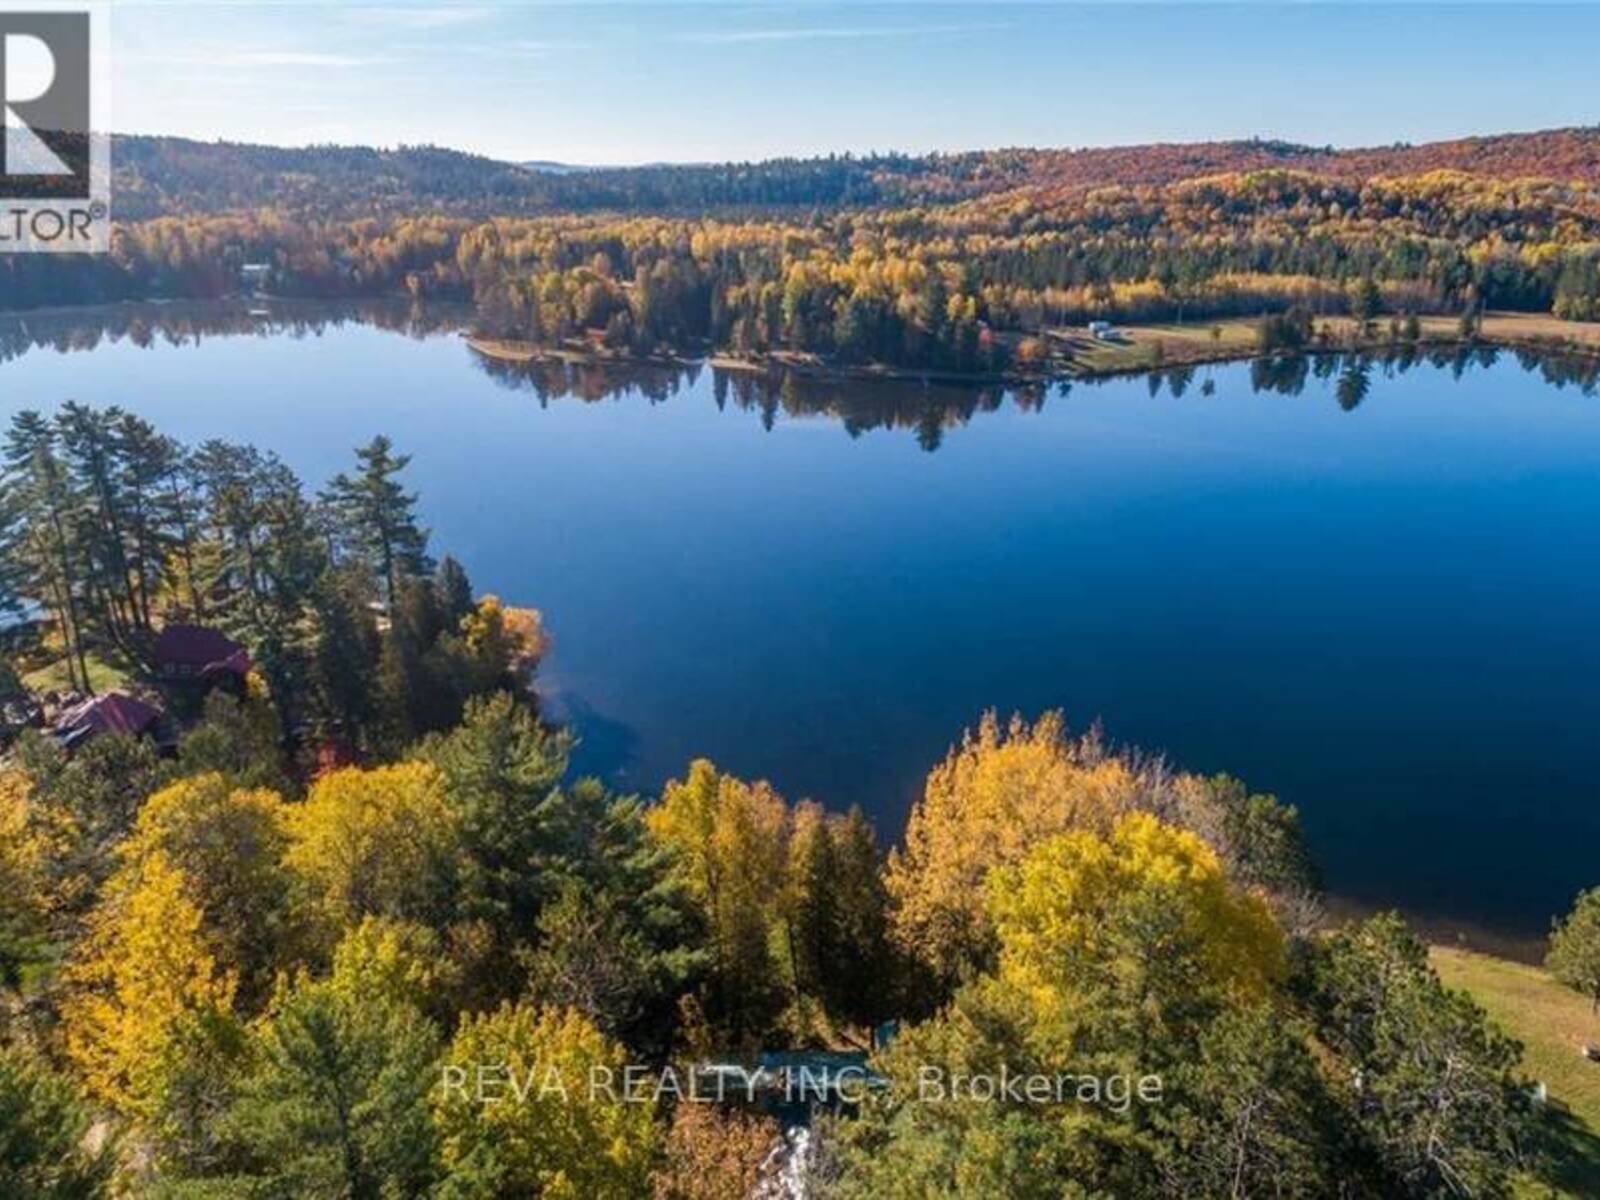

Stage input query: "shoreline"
[
  {"left": 8, "top": 299, "right": 1595, "bottom": 387},
  {"left": 464, "top": 335, "right": 1029, "bottom": 385},
  {"left": 6, "top": 301, "right": 1585, "bottom": 970},
  {"left": 1323, "top": 893, "right": 1550, "bottom": 966},
  {"left": 467, "top": 310, "right": 1600, "bottom": 387}
]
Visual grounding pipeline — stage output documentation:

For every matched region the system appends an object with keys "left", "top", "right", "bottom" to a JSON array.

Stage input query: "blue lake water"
[{"left": 5, "top": 304, "right": 1600, "bottom": 944}]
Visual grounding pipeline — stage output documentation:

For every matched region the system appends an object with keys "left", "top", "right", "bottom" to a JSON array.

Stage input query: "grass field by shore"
[
  {"left": 1054, "top": 311, "right": 1600, "bottom": 378},
  {"left": 1433, "top": 945, "right": 1600, "bottom": 1196},
  {"left": 471, "top": 310, "right": 1600, "bottom": 387}
]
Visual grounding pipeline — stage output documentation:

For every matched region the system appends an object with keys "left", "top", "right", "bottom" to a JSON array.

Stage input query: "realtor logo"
[
  {"left": 0, "top": 2, "right": 108, "bottom": 252},
  {"left": 2, "top": 11, "right": 89, "bottom": 193}
]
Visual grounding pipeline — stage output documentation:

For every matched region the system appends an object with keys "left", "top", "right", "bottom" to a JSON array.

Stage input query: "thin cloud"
[
  {"left": 377, "top": 38, "right": 589, "bottom": 65},
  {"left": 225, "top": 51, "right": 387, "bottom": 66},
  {"left": 359, "top": 6, "right": 492, "bottom": 31},
  {"left": 672, "top": 23, "right": 1009, "bottom": 46}
]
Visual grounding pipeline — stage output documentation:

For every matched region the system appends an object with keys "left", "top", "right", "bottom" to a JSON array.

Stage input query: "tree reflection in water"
[{"left": 4, "top": 302, "right": 1597, "bottom": 448}]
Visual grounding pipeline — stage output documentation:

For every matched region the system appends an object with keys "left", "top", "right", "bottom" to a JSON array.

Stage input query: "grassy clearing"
[
  {"left": 21, "top": 652, "right": 131, "bottom": 697},
  {"left": 1050, "top": 311, "right": 1600, "bottom": 379},
  {"left": 1048, "top": 319, "right": 1260, "bottom": 374},
  {"left": 1432, "top": 946, "right": 1600, "bottom": 1197},
  {"left": 474, "top": 311, "right": 1600, "bottom": 386}
]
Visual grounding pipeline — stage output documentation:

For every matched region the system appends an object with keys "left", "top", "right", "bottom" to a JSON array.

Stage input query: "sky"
[{"left": 109, "top": 2, "right": 1600, "bottom": 164}]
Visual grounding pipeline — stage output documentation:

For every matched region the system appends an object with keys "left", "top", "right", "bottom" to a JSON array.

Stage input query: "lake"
[{"left": 5, "top": 302, "right": 1600, "bottom": 947}]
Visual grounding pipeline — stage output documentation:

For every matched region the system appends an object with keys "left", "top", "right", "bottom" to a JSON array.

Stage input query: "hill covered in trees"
[
  {"left": 110, "top": 135, "right": 928, "bottom": 220},
  {"left": 110, "top": 126, "right": 1600, "bottom": 220},
  {"left": 1011, "top": 125, "right": 1600, "bottom": 192},
  {"left": 2, "top": 126, "right": 1594, "bottom": 373}
]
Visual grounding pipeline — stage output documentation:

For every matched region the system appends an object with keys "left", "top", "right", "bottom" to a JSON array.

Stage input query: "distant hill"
[
  {"left": 1008, "top": 127, "right": 1600, "bottom": 191},
  {"left": 519, "top": 161, "right": 591, "bottom": 175},
  {"left": 113, "top": 137, "right": 552, "bottom": 220},
  {"left": 110, "top": 136, "right": 907, "bottom": 219},
  {"left": 109, "top": 127, "right": 1600, "bottom": 220}
]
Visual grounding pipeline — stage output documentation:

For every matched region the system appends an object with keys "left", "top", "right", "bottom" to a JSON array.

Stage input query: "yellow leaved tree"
[
  {"left": 63, "top": 854, "right": 242, "bottom": 1156},
  {"left": 285, "top": 762, "right": 460, "bottom": 941},
  {"left": 325, "top": 915, "right": 454, "bottom": 1021},
  {"left": 62, "top": 773, "right": 299, "bottom": 1168},
  {"left": 886, "top": 711, "right": 1157, "bottom": 988},
  {"left": 0, "top": 769, "right": 47, "bottom": 984},
  {"left": 987, "top": 811, "right": 1286, "bottom": 1033},
  {"left": 648, "top": 759, "right": 788, "bottom": 1044},
  {"left": 434, "top": 1002, "right": 657, "bottom": 1199},
  {"left": 117, "top": 773, "right": 293, "bottom": 1008}
]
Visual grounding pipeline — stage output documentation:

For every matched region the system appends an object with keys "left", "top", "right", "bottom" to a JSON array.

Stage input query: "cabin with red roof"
[
  {"left": 52, "top": 692, "right": 162, "bottom": 750},
  {"left": 152, "top": 624, "right": 252, "bottom": 688}
]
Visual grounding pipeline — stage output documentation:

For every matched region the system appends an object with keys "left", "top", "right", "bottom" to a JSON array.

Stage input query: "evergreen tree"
[
  {"left": 1306, "top": 913, "right": 1531, "bottom": 1197},
  {"left": 530, "top": 778, "right": 705, "bottom": 1051},
  {"left": 1348, "top": 276, "right": 1382, "bottom": 326},
  {"left": 309, "top": 568, "right": 381, "bottom": 747},
  {"left": 222, "top": 974, "right": 441, "bottom": 1199},
  {"left": 418, "top": 692, "right": 569, "bottom": 941},
  {"left": 0, "top": 1049, "right": 117, "bottom": 1198},
  {"left": 188, "top": 441, "right": 326, "bottom": 698},
  {"left": 321, "top": 436, "right": 431, "bottom": 606},
  {"left": 1155, "top": 1005, "right": 1351, "bottom": 1197},
  {"left": 112, "top": 413, "right": 187, "bottom": 633},
  {"left": 827, "top": 807, "right": 893, "bottom": 1028},
  {"left": 3, "top": 411, "right": 92, "bottom": 692},
  {"left": 784, "top": 803, "right": 840, "bottom": 1014},
  {"left": 56, "top": 403, "right": 146, "bottom": 657},
  {"left": 172, "top": 691, "right": 292, "bottom": 796},
  {"left": 433, "top": 555, "right": 475, "bottom": 626},
  {"left": 1547, "top": 887, "right": 1600, "bottom": 1014}
]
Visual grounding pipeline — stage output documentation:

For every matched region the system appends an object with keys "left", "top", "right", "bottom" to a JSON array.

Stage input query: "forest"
[
  {"left": 6, "top": 128, "right": 1600, "bottom": 375},
  {"left": 101, "top": 127, "right": 1600, "bottom": 220},
  {"left": 1, "top": 408, "right": 1590, "bottom": 1198}
]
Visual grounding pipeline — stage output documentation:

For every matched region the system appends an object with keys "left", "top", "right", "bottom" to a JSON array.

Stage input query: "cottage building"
[
  {"left": 152, "top": 624, "right": 252, "bottom": 688},
  {"left": 53, "top": 692, "right": 162, "bottom": 750}
]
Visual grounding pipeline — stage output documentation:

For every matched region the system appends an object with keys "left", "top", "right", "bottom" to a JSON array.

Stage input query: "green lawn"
[
  {"left": 1050, "top": 319, "right": 1262, "bottom": 375},
  {"left": 1052, "top": 311, "right": 1600, "bottom": 379},
  {"left": 1432, "top": 946, "right": 1600, "bottom": 1197},
  {"left": 20, "top": 652, "right": 130, "bottom": 696}
]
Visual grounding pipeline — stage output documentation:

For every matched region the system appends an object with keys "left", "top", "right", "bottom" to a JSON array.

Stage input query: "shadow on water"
[{"left": 543, "top": 689, "right": 643, "bottom": 792}]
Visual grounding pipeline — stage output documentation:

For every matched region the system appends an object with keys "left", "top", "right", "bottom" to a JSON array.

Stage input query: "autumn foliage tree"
[
  {"left": 433, "top": 1002, "right": 658, "bottom": 1199},
  {"left": 653, "top": 1104, "right": 778, "bottom": 1200},
  {"left": 887, "top": 712, "right": 1161, "bottom": 992},
  {"left": 838, "top": 813, "right": 1294, "bottom": 1198},
  {"left": 648, "top": 760, "right": 789, "bottom": 1040},
  {"left": 63, "top": 855, "right": 244, "bottom": 1170},
  {"left": 285, "top": 761, "right": 461, "bottom": 941},
  {"left": 886, "top": 711, "right": 1315, "bottom": 1006}
]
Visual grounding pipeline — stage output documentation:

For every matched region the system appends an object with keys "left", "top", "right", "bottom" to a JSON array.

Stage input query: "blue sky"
[{"left": 113, "top": 2, "right": 1600, "bottom": 163}]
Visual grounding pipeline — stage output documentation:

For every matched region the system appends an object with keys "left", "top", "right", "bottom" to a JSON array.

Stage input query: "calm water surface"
[{"left": 6, "top": 304, "right": 1600, "bottom": 942}]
